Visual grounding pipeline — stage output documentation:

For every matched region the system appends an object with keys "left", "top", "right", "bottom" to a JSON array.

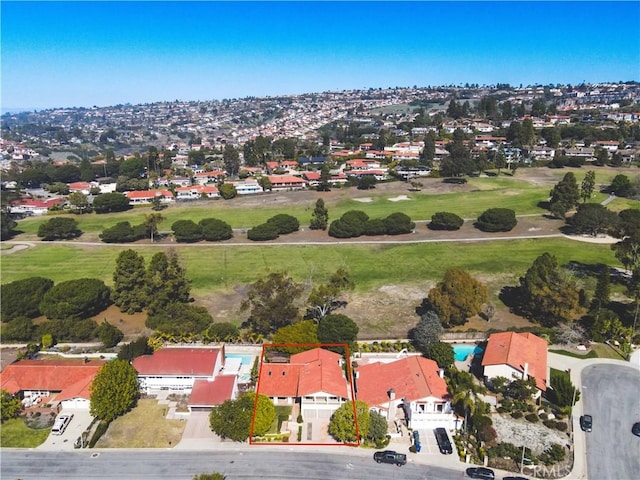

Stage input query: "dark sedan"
[{"left": 466, "top": 467, "right": 495, "bottom": 479}]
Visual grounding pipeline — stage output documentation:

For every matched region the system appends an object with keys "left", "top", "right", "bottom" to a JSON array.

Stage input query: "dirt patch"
[
  {"left": 89, "top": 305, "right": 153, "bottom": 340},
  {"left": 492, "top": 413, "right": 570, "bottom": 455}
]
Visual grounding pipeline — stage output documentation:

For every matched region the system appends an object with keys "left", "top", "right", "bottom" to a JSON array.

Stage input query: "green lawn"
[
  {"left": 0, "top": 238, "right": 618, "bottom": 294},
  {"left": 0, "top": 418, "right": 51, "bottom": 447}
]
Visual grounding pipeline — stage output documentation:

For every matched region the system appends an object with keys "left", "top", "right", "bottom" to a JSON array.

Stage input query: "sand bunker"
[
  {"left": 354, "top": 197, "right": 373, "bottom": 203},
  {"left": 388, "top": 195, "right": 410, "bottom": 202}
]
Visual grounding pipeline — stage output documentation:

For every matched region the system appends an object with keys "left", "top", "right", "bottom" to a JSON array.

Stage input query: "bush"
[
  {"left": 476, "top": 208, "right": 517, "bottom": 232},
  {"left": 172, "top": 220, "right": 203, "bottom": 243},
  {"left": 538, "top": 443, "right": 566, "bottom": 466},
  {"left": 328, "top": 210, "right": 369, "bottom": 238},
  {"left": 100, "top": 221, "right": 146, "bottom": 243},
  {"left": 297, "top": 414, "right": 303, "bottom": 424},
  {"left": 555, "top": 421, "right": 568, "bottom": 431},
  {"left": 429, "top": 211, "right": 464, "bottom": 231},
  {"left": 199, "top": 218, "right": 233, "bottom": 241},
  {"left": 37, "top": 217, "right": 82, "bottom": 240},
  {"left": 384, "top": 212, "right": 415, "bottom": 235},
  {"left": 525, "top": 413, "right": 539, "bottom": 423},
  {"left": 1, "top": 277, "right": 54, "bottom": 321},
  {"left": 511, "top": 411, "right": 523, "bottom": 419},
  {"left": 247, "top": 223, "right": 280, "bottom": 241},
  {"left": 266, "top": 214, "right": 300, "bottom": 235},
  {"left": 364, "top": 218, "right": 387, "bottom": 236}
]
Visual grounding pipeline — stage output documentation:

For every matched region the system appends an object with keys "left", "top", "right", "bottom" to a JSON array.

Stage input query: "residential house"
[
  {"left": 68, "top": 182, "right": 93, "bottom": 194},
  {"left": 267, "top": 175, "right": 307, "bottom": 191},
  {"left": 481, "top": 332, "right": 548, "bottom": 396},
  {"left": 194, "top": 171, "right": 226, "bottom": 185},
  {"left": 125, "top": 190, "right": 174, "bottom": 205},
  {"left": 355, "top": 355, "right": 456, "bottom": 430},
  {"left": 10, "top": 197, "right": 65, "bottom": 216},
  {"left": 175, "top": 185, "right": 219, "bottom": 200},
  {"left": 132, "top": 346, "right": 238, "bottom": 411},
  {"left": 0, "top": 359, "right": 106, "bottom": 410},
  {"left": 230, "top": 179, "right": 263, "bottom": 195},
  {"left": 258, "top": 348, "right": 352, "bottom": 420}
]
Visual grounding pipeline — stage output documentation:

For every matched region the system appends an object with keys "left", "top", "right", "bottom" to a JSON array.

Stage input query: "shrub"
[
  {"left": 1, "top": 277, "right": 54, "bottom": 321},
  {"left": 429, "top": 211, "right": 464, "bottom": 231},
  {"left": 384, "top": 212, "right": 415, "bottom": 235},
  {"left": 171, "top": 220, "right": 203, "bottom": 243},
  {"left": 266, "top": 214, "right": 300, "bottom": 235},
  {"left": 89, "top": 420, "right": 110, "bottom": 447},
  {"left": 100, "top": 221, "right": 138, "bottom": 243},
  {"left": 364, "top": 218, "right": 387, "bottom": 236},
  {"left": 93, "top": 192, "right": 131, "bottom": 213},
  {"left": 199, "top": 218, "right": 233, "bottom": 241},
  {"left": 328, "top": 210, "right": 369, "bottom": 238},
  {"left": 476, "top": 208, "right": 517, "bottom": 232},
  {"left": 525, "top": 413, "right": 539, "bottom": 423},
  {"left": 555, "top": 421, "right": 568, "bottom": 431},
  {"left": 539, "top": 412, "right": 548, "bottom": 421},
  {"left": 247, "top": 223, "right": 280, "bottom": 241},
  {"left": 297, "top": 414, "right": 303, "bottom": 424},
  {"left": 297, "top": 425, "right": 302, "bottom": 442},
  {"left": 37, "top": 217, "right": 82, "bottom": 240},
  {"left": 511, "top": 411, "right": 523, "bottom": 419}
]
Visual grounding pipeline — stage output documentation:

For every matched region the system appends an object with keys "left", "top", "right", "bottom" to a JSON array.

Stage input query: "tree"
[
  {"left": 1, "top": 316, "right": 37, "bottom": 341},
  {"left": 117, "top": 336, "right": 152, "bottom": 361},
  {"left": 549, "top": 172, "right": 580, "bottom": 219},
  {"left": 247, "top": 223, "right": 280, "bottom": 241},
  {"left": 40, "top": 278, "right": 111, "bottom": 320},
  {"left": 328, "top": 210, "right": 369, "bottom": 238},
  {"left": 610, "top": 174, "right": 632, "bottom": 197},
  {"left": 90, "top": 359, "right": 139, "bottom": 423},
  {"left": 100, "top": 221, "right": 145, "bottom": 243},
  {"left": 592, "top": 264, "right": 610, "bottom": 312},
  {"left": 209, "top": 392, "right": 262, "bottom": 442},
  {"left": 383, "top": 212, "right": 415, "bottom": 235},
  {"left": 146, "top": 303, "right": 212, "bottom": 336},
  {"left": 1, "top": 212, "right": 18, "bottom": 240},
  {"left": 317, "top": 314, "right": 359, "bottom": 353},
  {"left": 1, "top": 389, "right": 22, "bottom": 422},
  {"left": 505, "top": 377, "right": 537, "bottom": 401},
  {"left": 423, "top": 341, "right": 455, "bottom": 370},
  {"left": 223, "top": 144, "right": 241, "bottom": 176},
  {"left": 357, "top": 175, "right": 377, "bottom": 190},
  {"left": 37, "top": 217, "right": 81, "bottom": 240},
  {"left": 93, "top": 192, "right": 131, "bottom": 213},
  {"left": 549, "top": 372, "right": 580, "bottom": 408},
  {"left": 476, "top": 208, "right": 517, "bottom": 232},
  {"left": 518, "top": 253, "right": 582, "bottom": 326},
  {"left": 317, "top": 164, "right": 332, "bottom": 191},
  {"left": 199, "top": 218, "right": 233, "bottom": 241},
  {"left": 172, "top": 220, "right": 203, "bottom": 243},
  {"left": 1, "top": 277, "right": 54, "bottom": 321},
  {"left": 272, "top": 321, "right": 319, "bottom": 354},
  {"left": 421, "top": 130, "right": 436, "bottom": 163},
  {"left": 41, "top": 332, "right": 54, "bottom": 349},
  {"left": 144, "top": 212, "right": 164, "bottom": 242},
  {"left": 216, "top": 183, "right": 237, "bottom": 200},
  {"left": 241, "top": 272, "right": 304, "bottom": 335},
  {"left": 580, "top": 170, "right": 596, "bottom": 203},
  {"left": 112, "top": 249, "right": 148, "bottom": 313},
  {"left": 329, "top": 400, "right": 370, "bottom": 443},
  {"left": 97, "top": 320, "right": 124, "bottom": 348},
  {"left": 251, "top": 392, "right": 276, "bottom": 437},
  {"left": 309, "top": 198, "right": 329, "bottom": 231},
  {"left": 367, "top": 411, "right": 389, "bottom": 442},
  {"left": 68, "top": 192, "right": 90, "bottom": 214},
  {"left": 266, "top": 214, "right": 299, "bottom": 234},
  {"left": 145, "top": 251, "right": 191, "bottom": 315},
  {"left": 410, "top": 311, "right": 443, "bottom": 352},
  {"left": 618, "top": 209, "right": 640, "bottom": 238},
  {"left": 568, "top": 203, "right": 618, "bottom": 236},
  {"left": 306, "top": 268, "right": 355, "bottom": 321},
  {"left": 427, "top": 268, "right": 488, "bottom": 327},
  {"left": 429, "top": 212, "right": 464, "bottom": 231}
]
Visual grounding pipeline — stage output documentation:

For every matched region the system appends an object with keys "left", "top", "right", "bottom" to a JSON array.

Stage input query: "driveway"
[
  {"left": 581, "top": 364, "right": 640, "bottom": 480},
  {"left": 38, "top": 409, "right": 94, "bottom": 450}
]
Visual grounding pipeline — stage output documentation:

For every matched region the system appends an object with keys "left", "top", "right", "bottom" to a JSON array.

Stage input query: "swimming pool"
[
  {"left": 225, "top": 353, "right": 255, "bottom": 365},
  {"left": 453, "top": 344, "right": 484, "bottom": 362}
]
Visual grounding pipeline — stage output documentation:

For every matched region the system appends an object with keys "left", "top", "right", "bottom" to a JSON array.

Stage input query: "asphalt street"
[
  {"left": 582, "top": 364, "right": 640, "bottom": 480},
  {"left": 0, "top": 450, "right": 466, "bottom": 480}
]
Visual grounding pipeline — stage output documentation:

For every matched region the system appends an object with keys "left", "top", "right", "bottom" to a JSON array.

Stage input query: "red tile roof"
[
  {"left": 356, "top": 356, "right": 448, "bottom": 407},
  {"left": 133, "top": 348, "right": 222, "bottom": 377},
  {"left": 481, "top": 332, "right": 547, "bottom": 391},
  {"left": 125, "top": 190, "right": 173, "bottom": 200},
  {"left": 0, "top": 359, "right": 106, "bottom": 398},
  {"left": 259, "top": 348, "right": 349, "bottom": 398},
  {"left": 267, "top": 175, "right": 306, "bottom": 184},
  {"left": 188, "top": 375, "right": 237, "bottom": 407}
]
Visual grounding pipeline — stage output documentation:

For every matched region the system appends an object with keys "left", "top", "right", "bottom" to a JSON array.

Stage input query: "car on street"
[
  {"left": 373, "top": 450, "right": 407, "bottom": 466},
  {"left": 632, "top": 422, "right": 640, "bottom": 437},
  {"left": 466, "top": 467, "right": 495, "bottom": 479},
  {"left": 580, "top": 414, "right": 593, "bottom": 432},
  {"left": 434, "top": 427, "right": 453, "bottom": 454},
  {"left": 503, "top": 477, "right": 529, "bottom": 480}
]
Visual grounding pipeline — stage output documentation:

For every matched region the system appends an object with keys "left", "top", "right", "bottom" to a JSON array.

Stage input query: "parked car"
[
  {"left": 632, "top": 422, "right": 640, "bottom": 437},
  {"left": 466, "top": 467, "right": 496, "bottom": 479},
  {"left": 580, "top": 414, "right": 593, "bottom": 432},
  {"left": 503, "top": 477, "right": 529, "bottom": 480},
  {"left": 51, "top": 413, "right": 73, "bottom": 435},
  {"left": 434, "top": 427, "right": 453, "bottom": 454},
  {"left": 373, "top": 450, "right": 407, "bottom": 466}
]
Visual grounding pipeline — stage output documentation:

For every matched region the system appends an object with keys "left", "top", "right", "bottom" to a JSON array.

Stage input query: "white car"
[{"left": 51, "top": 413, "right": 73, "bottom": 435}]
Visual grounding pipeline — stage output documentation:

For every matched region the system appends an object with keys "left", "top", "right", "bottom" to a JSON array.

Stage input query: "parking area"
[{"left": 38, "top": 409, "right": 94, "bottom": 451}]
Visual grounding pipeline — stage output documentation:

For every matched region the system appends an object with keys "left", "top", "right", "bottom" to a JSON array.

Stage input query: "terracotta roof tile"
[
  {"left": 188, "top": 376, "right": 237, "bottom": 407},
  {"left": 133, "top": 348, "right": 222, "bottom": 377}
]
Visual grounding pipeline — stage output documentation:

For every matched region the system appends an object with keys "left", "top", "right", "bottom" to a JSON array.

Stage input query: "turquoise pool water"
[
  {"left": 225, "top": 353, "right": 254, "bottom": 365},
  {"left": 453, "top": 344, "right": 484, "bottom": 362}
]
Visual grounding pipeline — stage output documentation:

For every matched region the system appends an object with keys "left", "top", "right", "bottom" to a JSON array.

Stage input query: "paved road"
[
  {"left": 0, "top": 449, "right": 464, "bottom": 480},
  {"left": 581, "top": 364, "right": 640, "bottom": 480}
]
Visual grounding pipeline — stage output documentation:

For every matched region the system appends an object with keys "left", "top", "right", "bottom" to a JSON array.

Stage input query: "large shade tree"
[
  {"left": 1, "top": 277, "right": 54, "bottom": 321},
  {"left": 112, "top": 249, "right": 148, "bottom": 313},
  {"left": 209, "top": 393, "right": 274, "bottom": 442},
  {"left": 40, "top": 278, "right": 111, "bottom": 320},
  {"left": 329, "top": 400, "right": 370, "bottom": 443},
  {"left": 90, "top": 360, "right": 139, "bottom": 423},
  {"left": 427, "top": 268, "right": 488, "bottom": 327}
]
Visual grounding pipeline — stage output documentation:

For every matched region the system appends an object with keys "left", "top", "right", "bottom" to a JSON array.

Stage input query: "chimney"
[
  {"left": 387, "top": 388, "right": 396, "bottom": 421},
  {"left": 439, "top": 368, "right": 445, "bottom": 379},
  {"left": 523, "top": 362, "right": 529, "bottom": 379}
]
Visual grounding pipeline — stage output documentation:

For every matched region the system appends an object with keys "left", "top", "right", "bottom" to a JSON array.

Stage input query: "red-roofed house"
[
  {"left": 10, "top": 197, "right": 65, "bottom": 216},
  {"left": 481, "top": 332, "right": 548, "bottom": 394},
  {"left": 175, "top": 185, "right": 219, "bottom": 200},
  {"left": 193, "top": 171, "right": 226, "bottom": 185},
  {"left": 125, "top": 190, "right": 174, "bottom": 205},
  {"left": 355, "top": 355, "right": 456, "bottom": 429},
  {"left": 0, "top": 359, "right": 106, "bottom": 409},
  {"left": 267, "top": 175, "right": 307, "bottom": 191},
  {"left": 259, "top": 348, "right": 352, "bottom": 420}
]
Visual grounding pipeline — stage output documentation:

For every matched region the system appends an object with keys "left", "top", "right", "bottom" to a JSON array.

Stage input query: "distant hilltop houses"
[{"left": 1, "top": 82, "right": 639, "bottom": 215}]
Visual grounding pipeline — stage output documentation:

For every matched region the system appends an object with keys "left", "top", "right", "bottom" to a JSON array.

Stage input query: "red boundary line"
[{"left": 250, "top": 343, "right": 359, "bottom": 447}]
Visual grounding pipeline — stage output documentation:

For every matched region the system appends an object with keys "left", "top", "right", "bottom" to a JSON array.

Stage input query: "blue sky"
[{"left": 2, "top": 1, "right": 639, "bottom": 111}]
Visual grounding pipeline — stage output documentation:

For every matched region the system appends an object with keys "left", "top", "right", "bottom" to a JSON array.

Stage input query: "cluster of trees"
[
  {"left": 270, "top": 314, "right": 359, "bottom": 355},
  {"left": 328, "top": 210, "right": 415, "bottom": 238},
  {"left": 1, "top": 276, "right": 119, "bottom": 344},
  {"left": 37, "top": 217, "right": 82, "bottom": 240},
  {"left": 247, "top": 214, "right": 299, "bottom": 241},
  {"left": 328, "top": 400, "right": 388, "bottom": 445},
  {"left": 171, "top": 218, "right": 233, "bottom": 243},
  {"left": 208, "top": 392, "right": 274, "bottom": 442},
  {"left": 100, "top": 221, "right": 150, "bottom": 243}
]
